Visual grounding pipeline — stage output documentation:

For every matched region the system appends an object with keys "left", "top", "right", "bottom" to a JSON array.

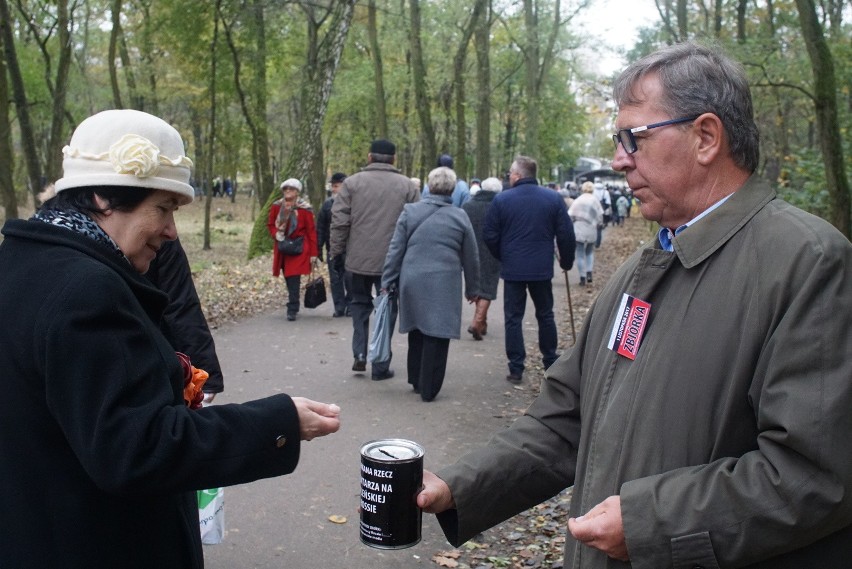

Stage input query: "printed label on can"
[{"left": 359, "top": 438, "right": 424, "bottom": 549}]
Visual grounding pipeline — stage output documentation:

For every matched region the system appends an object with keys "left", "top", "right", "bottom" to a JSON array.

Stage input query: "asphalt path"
[{"left": 203, "top": 266, "right": 575, "bottom": 568}]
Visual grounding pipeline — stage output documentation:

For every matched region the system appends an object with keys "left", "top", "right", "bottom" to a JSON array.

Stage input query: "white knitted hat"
[
  {"left": 279, "top": 178, "right": 303, "bottom": 191},
  {"left": 54, "top": 109, "right": 194, "bottom": 204}
]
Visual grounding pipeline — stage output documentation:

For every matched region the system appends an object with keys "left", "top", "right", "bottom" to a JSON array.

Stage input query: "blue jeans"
[
  {"left": 503, "top": 280, "right": 559, "bottom": 375},
  {"left": 575, "top": 241, "right": 595, "bottom": 276},
  {"left": 349, "top": 273, "right": 395, "bottom": 375}
]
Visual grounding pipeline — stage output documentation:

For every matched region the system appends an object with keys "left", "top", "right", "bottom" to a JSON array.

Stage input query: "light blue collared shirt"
[{"left": 657, "top": 193, "right": 734, "bottom": 251}]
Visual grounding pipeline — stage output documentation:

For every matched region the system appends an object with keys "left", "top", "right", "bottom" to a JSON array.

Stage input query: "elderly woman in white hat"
[
  {"left": 0, "top": 109, "right": 340, "bottom": 568},
  {"left": 267, "top": 177, "right": 319, "bottom": 321}
]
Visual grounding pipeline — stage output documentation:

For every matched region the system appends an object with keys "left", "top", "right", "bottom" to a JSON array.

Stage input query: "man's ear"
[{"left": 694, "top": 113, "right": 724, "bottom": 166}]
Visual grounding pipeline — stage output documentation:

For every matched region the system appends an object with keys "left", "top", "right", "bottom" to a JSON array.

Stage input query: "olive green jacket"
[{"left": 437, "top": 176, "right": 852, "bottom": 568}]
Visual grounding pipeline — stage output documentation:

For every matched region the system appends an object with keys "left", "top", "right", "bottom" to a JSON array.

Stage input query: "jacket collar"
[
  {"left": 512, "top": 177, "right": 539, "bottom": 188},
  {"left": 671, "top": 174, "right": 776, "bottom": 268},
  {"left": 2, "top": 218, "right": 169, "bottom": 316},
  {"left": 362, "top": 162, "right": 401, "bottom": 174}
]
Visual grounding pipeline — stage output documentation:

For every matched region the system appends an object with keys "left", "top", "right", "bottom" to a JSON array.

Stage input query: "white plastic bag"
[
  {"left": 368, "top": 291, "right": 392, "bottom": 363},
  {"left": 197, "top": 487, "right": 225, "bottom": 545}
]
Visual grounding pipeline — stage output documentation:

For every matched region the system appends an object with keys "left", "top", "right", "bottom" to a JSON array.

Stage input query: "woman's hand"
[{"left": 292, "top": 397, "right": 341, "bottom": 441}]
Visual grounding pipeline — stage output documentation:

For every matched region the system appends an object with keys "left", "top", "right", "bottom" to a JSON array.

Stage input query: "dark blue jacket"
[{"left": 483, "top": 177, "right": 575, "bottom": 281}]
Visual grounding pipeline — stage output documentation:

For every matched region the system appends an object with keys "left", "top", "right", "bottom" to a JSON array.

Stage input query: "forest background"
[{"left": 0, "top": 0, "right": 850, "bottom": 258}]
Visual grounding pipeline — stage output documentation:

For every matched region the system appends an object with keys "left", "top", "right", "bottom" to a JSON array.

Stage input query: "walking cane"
[{"left": 563, "top": 270, "right": 577, "bottom": 346}]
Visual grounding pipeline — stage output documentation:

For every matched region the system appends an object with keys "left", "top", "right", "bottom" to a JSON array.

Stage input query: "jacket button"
[{"left": 275, "top": 435, "right": 287, "bottom": 448}]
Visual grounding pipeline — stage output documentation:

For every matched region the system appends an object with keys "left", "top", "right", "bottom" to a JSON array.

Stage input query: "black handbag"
[
  {"left": 304, "top": 272, "right": 327, "bottom": 309},
  {"left": 277, "top": 235, "right": 304, "bottom": 256}
]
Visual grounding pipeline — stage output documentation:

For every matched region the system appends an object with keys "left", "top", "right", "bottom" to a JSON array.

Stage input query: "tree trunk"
[
  {"left": 736, "top": 0, "right": 748, "bottom": 43},
  {"left": 676, "top": 0, "right": 688, "bottom": 39},
  {"left": 204, "top": 0, "right": 221, "bottom": 251},
  {"left": 0, "top": 26, "right": 17, "bottom": 220},
  {"left": 409, "top": 0, "right": 436, "bottom": 165},
  {"left": 450, "top": 0, "right": 487, "bottom": 182},
  {"left": 248, "top": 0, "right": 356, "bottom": 259},
  {"left": 794, "top": 0, "right": 851, "bottom": 238},
  {"left": 0, "top": 0, "right": 42, "bottom": 199},
  {"left": 45, "top": 0, "right": 72, "bottom": 186},
  {"left": 474, "top": 0, "right": 491, "bottom": 179},
  {"left": 109, "top": 0, "right": 124, "bottom": 108},
  {"left": 522, "top": 0, "right": 540, "bottom": 158},
  {"left": 368, "top": 0, "right": 388, "bottom": 138}
]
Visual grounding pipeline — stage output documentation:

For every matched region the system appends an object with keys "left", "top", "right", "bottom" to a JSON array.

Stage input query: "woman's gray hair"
[
  {"left": 427, "top": 167, "right": 457, "bottom": 196},
  {"left": 481, "top": 177, "right": 503, "bottom": 193},
  {"left": 613, "top": 41, "right": 759, "bottom": 173}
]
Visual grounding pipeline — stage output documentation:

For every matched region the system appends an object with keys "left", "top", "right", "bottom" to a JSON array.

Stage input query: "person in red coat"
[{"left": 267, "top": 178, "right": 318, "bottom": 320}]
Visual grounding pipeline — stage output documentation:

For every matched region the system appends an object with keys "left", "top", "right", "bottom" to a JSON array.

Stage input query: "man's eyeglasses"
[{"left": 612, "top": 116, "right": 699, "bottom": 154}]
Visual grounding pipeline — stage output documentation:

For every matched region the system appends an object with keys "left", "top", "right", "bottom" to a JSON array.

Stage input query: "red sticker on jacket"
[{"left": 607, "top": 293, "right": 651, "bottom": 360}]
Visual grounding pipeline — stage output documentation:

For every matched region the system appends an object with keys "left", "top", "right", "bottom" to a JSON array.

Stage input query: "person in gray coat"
[
  {"left": 461, "top": 176, "right": 503, "bottom": 340},
  {"left": 381, "top": 167, "right": 480, "bottom": 402}
]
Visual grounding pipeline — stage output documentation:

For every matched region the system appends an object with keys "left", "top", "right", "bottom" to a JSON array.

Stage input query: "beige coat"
[
  {"left": 437, "top": 176, "right": 852, "bottom": 568},
  {"left": 329, "top": 162, "right": 419, "bottom": 276}
]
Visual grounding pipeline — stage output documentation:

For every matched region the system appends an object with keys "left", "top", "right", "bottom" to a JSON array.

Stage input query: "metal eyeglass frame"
[{"left": 612, "top": 116, "right": 700, "bottom": 154}]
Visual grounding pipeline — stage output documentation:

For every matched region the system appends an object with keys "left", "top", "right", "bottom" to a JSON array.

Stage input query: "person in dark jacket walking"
[
  {"left": 145, "top": 237, "right": 224, "bottom": 401},
  {"left": 483, "top": 156, "right": 575, "bottom": 384},
  {"left": 462, "top": 176, "right": 503, "bottom": 340},
  {"left": 316, "top": 172, "right": 351, "bottom": 316},
  {"left": 0, "top": 110, "right": 341, "bottom": 569}
]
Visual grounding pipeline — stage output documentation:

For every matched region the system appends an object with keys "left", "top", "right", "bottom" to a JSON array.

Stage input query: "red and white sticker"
[{"left": 607, "top": 293, "right": 651, "bottom": 360}]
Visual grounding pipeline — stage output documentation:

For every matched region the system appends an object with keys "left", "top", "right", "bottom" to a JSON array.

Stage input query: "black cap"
[
  {"left": 369, "top": 139, "right": 396, "bottom": 155},
  {"left": 330, "top": 172, "right": 346, "bottom": 184},
  {"left": 437, "top": 154, "right": 454, "bottom": 168}
]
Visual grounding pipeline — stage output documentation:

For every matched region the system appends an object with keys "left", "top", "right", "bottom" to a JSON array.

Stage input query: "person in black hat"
[
  {"left": 316, "top": 172, "right": 351, "bottom": 317},
  {"left": 329, "top": 140, "right": 420, "bottom": 380}
]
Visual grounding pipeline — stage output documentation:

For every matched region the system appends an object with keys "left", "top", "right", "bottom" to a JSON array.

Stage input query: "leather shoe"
[
  {"left": 506, "top": 372, "right": 523, "bottom": 385},
  {"left": 371, "top": 369, "right": 395, "bottom": 381},
  {"left": 352, "top": 356, "right": 366, "bottom": 372},
  {"left": 286, "top": 313, "right": 296, "bottom": 321},
  {"left": 333, "top": 310, "right": 345, "bottom": 317}
]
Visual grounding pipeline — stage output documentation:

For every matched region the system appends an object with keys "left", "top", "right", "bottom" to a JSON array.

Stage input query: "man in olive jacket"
[
  {"left": 417, "top": 42, "right": 852, "bottom": 568},
  {"left": 329, "top": 139, "right": 419, "bottom": 379}
]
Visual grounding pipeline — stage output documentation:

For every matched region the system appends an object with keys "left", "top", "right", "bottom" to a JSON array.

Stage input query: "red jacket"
[{"left": 267, "top": 200, "right": 318, "bottom": 277}]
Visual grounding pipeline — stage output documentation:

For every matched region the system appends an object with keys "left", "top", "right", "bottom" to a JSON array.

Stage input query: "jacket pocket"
[{"left": 671, "top": 531, "right": 720, "bottom": 569}]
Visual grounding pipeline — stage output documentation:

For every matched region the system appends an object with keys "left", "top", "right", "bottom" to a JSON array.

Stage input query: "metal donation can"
[{"left": 359, "top": 438, "right": 424, "bottom": 549}]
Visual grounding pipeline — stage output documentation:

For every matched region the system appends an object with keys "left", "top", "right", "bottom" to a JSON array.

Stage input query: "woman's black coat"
[{"left": 0, "top": 219, "right": 300, "bottom": 568}]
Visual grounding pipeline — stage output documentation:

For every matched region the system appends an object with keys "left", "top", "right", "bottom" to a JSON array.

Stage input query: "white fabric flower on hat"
[{"left": 109, "top": 134, "right": 162, "bottom": 178}]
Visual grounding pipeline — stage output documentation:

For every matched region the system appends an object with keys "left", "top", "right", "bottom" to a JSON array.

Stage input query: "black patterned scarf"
[{"left": 32, "top": 208, "right": 128, "bottom": 262}]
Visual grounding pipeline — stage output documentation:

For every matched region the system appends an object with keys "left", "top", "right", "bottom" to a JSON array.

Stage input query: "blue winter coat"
[{"left": 483, "top": 178, "right": 575, "bottom": 281}]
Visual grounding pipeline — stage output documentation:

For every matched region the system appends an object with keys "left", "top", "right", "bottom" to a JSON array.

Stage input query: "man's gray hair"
[
  {"left": 427, "top": 167, "right": 457, "bottom": 196},
  {"left": 613, "top": 41, "right": 759, "bottom": 173},
  {"left": 511, "top": 155, "right": 537, "bottom": 180}
]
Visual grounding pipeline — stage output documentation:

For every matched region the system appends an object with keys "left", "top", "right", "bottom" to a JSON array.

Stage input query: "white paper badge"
[{"left": 607, "top": 293, "right": 652, "bottom": 360}]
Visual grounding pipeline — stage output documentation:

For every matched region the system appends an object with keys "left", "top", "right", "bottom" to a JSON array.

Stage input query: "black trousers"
[{"left": 407, "top": 329, "right": 450, "bottom": 402}]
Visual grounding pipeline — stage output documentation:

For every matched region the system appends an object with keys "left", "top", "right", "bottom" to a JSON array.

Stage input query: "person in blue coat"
[{"left": 483, "top": 155, "right": 575, "bottom": 384}]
